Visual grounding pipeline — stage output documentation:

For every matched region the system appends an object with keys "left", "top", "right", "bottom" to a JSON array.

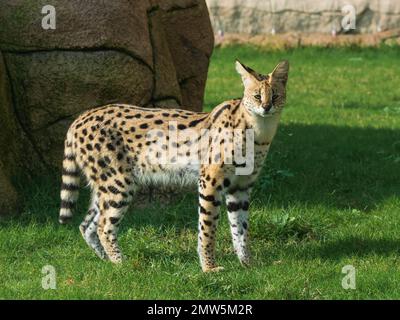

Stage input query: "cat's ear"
[
  {"left": 235, "top": 60, "right": 258, "bottom": 87},
  {"left": 271, "top": 60, "right": 289, "bottom": 86}
]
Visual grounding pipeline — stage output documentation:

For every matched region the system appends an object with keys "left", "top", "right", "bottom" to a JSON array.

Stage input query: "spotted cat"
[{"left": 59, "top": 60, "right": 289, "bottom": 272}]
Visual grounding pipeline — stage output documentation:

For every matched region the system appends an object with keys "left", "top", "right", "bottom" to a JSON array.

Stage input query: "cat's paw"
[
  {"left": 203, "top": 266, "right": 225, "bottom": 273},
  {"left": 239, "top": 258, "right": 251, "bottom": 267}
]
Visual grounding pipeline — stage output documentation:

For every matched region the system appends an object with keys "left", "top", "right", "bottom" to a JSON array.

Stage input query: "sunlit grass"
[{"left": 1, "top": 45, "right": 400, "bottom": 299}]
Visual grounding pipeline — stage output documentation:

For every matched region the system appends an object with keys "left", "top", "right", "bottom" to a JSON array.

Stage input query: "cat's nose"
[{"left": 262, "top": 103, "right": 273, "bottom": 112}]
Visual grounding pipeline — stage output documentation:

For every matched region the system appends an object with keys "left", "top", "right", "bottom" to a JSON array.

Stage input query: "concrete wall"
[{"left": 206, "top": 0, "right": 400, "bottom": 35}]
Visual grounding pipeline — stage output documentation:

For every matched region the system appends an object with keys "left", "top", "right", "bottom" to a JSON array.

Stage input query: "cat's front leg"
[
  {"left": 226, "top": 190, "right": 251, "bottom": 266},
  {"left": 197, "top": 175, "right": 223, "bottom": 272}
]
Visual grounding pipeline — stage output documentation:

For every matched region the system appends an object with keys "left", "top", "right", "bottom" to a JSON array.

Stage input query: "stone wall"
[
  {"left": 206, "top": 0, "right": 400, "bottom": 35},
  {"left": 0, "top": 0, "right": 214, "bottom": 216}
]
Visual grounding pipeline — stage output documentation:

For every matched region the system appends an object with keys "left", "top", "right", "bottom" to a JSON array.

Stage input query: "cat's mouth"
[
  {"left": 257, "top": 108, "right": 276, "bottom": 117},
  {"left": 247, "top": 105, "right": 278, "bottom": 118}
]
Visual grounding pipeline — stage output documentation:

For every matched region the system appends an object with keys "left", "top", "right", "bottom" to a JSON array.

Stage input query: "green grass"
[{"left": 1, "top": 45, "right": 400, "bottom": 299}]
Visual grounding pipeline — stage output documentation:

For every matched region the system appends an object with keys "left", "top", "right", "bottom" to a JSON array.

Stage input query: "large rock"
[
  {"left": 206, "top": 0, "right": 400, "bottom": 35},
  {"left": 0, "top": 52, "right": 21, "bottom": 217},
  {"left": 0, "top": 0, "right": 213, "bottom": 216}
]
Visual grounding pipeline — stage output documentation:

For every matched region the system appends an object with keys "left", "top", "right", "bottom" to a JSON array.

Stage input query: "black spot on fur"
[
  {"left": 106, "top": 143, "right": 115, "bottom": 151},
  {"left": 109, "top": 200, "right": 128, "bottom": 209},
  {"left": 98, "top": 159, "right": 107, "bottom": 168},
  {"left": 213, "top": 104, "right": 230, "bottom": 122},
  {"left": 108, "top": 186, "right": 120, "bottom": 194},
  {"left": 199, "top": 205, "right": 210, "bottom": 215},
  {"left": 203, "top": 220, "right": 212, "bottom": 226},
  {"left": 227, "top": 202, "right": 241, "bottom": 212},
  {"left": 60, "top": 200, "right": 74, "bottom": 209},
  {"left": 62, "top": 168, "right": 79, "bottom": 177},
  {"left": 115, "top": 179, "right": 124, "bottom": 188},
  {"left": 110, "top": 217, "right": 120, "bottom": 224},
  {"left": 61, "top": 183, "right": 79, "bottom": 191},
  {"left": 188, "top": 116, "right": 208, "bottom": 127}
]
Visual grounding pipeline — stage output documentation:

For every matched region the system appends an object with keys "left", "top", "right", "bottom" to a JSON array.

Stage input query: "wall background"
[{"left": 206, "top": 0, "right": 400, "bottom": 35}]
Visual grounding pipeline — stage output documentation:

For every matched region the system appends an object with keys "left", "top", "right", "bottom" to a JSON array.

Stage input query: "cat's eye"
[{"left": 254, "top": 94, "right": 261, "bottom": 100}]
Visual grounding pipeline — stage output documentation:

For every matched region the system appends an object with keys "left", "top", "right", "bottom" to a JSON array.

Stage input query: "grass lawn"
[{"left": 1, "top": 45, "right": 400, "bottom": 299}]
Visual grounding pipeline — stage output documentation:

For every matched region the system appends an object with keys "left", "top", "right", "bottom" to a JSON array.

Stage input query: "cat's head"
[{"left": 235, "top": 60, "right": 289, "bottom": 117}]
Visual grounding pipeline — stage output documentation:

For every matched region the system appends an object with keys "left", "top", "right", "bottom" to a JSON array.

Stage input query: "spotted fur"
[{"left": 59, "top": 60, "right": 289, "bottom": 272}]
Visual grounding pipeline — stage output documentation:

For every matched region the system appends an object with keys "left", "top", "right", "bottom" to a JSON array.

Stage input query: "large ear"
[
  {"left": 271, "top": 60, "right": 289, "bottom": 86},
  {"left": 235, "top": 60, "right": 258, "bottom": 87}
]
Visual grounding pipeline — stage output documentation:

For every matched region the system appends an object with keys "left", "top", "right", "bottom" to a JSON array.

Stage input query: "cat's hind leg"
[
  {"left": 96, "top": 179, "right": 134, "bottom": 264},
  {"left": 79, "top": 192, "right": 109, "bottom": 260}
]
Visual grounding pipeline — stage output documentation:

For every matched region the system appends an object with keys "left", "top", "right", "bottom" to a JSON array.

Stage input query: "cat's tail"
[{"left": 59, "top": 129, "right": 80, "bottom": 224}]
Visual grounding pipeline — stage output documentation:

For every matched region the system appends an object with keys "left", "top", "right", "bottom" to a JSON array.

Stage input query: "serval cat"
[{"left": 59, "top": 60, "right": 289, "bottom": 272}]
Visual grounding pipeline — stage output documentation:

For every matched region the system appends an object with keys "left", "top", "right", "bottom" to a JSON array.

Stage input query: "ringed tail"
[{"left": 59, "top": 130, "right": 80, "bottom": 224}]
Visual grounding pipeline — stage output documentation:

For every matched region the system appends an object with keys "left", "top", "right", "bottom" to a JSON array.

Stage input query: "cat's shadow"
[
  {"left": 259, "top": 122, "right": 400, "bottom": 212},
  {"left": 313, "top": 237, "right": 400, "bottom": 260},
  {"left": 253, "top": 236, "right": 400, "bottom": 264}
]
